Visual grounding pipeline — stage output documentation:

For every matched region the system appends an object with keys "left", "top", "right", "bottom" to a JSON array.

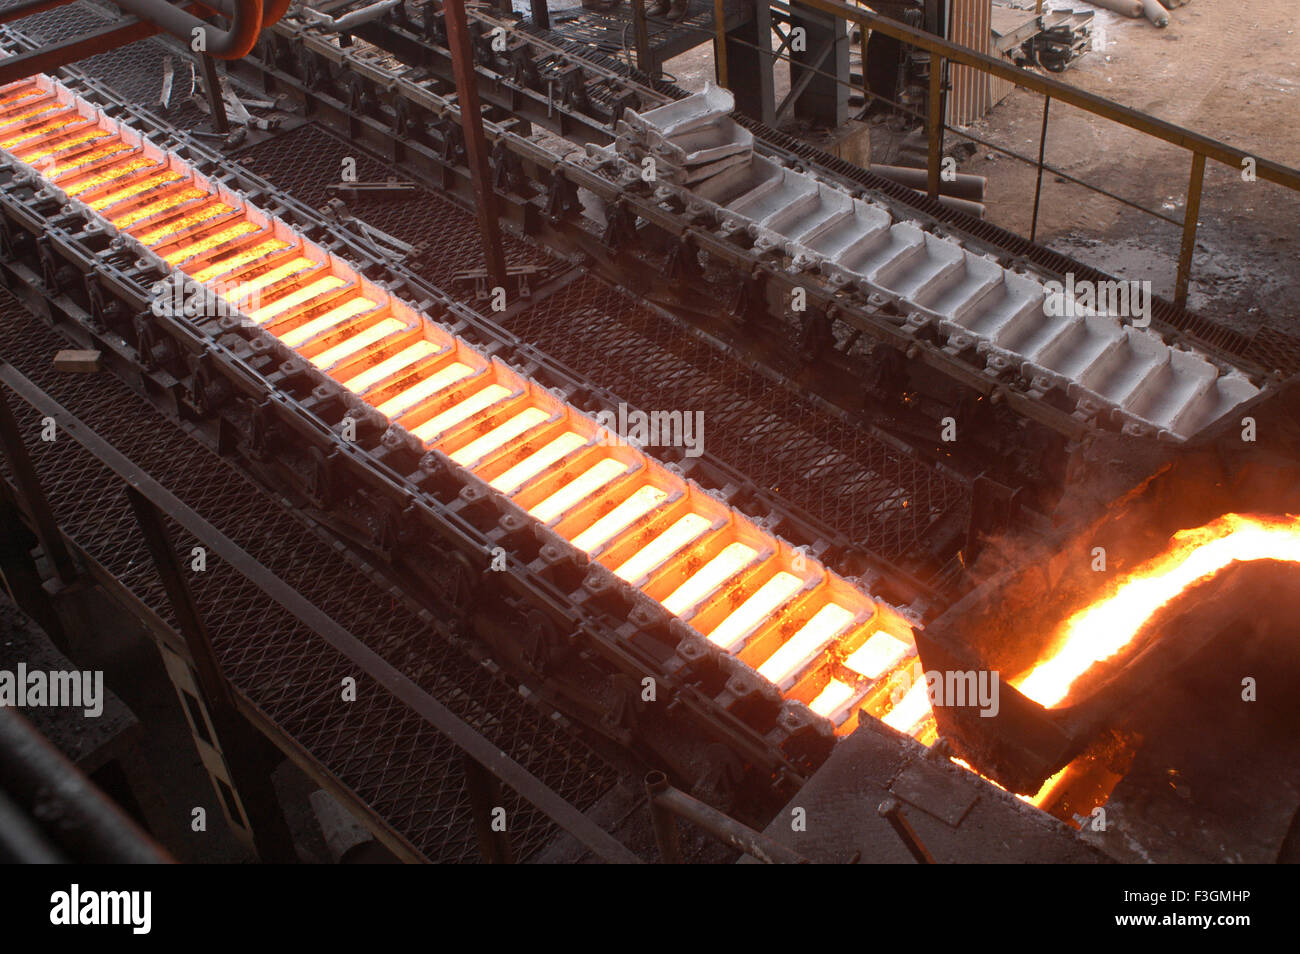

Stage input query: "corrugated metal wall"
[{"left": 947, "top": 0, "right": 1015, "bottom": 126}]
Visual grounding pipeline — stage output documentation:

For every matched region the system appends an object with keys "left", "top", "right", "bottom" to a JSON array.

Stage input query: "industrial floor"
[{"left": 962, "top": 1, "right": 1300, "bottom": 333}]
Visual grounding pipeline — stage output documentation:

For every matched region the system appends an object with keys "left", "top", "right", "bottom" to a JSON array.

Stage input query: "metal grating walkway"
[{"left": 0, "top": 290, "right": 623, "bottom": 862}]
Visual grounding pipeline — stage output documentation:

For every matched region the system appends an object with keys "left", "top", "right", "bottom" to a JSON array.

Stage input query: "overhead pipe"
[
  {"left": 113, "top": 0, "right": 264, "bottom": 59},
  {"left": 260, "top": 0, "right": 291, "bottom": 26}
]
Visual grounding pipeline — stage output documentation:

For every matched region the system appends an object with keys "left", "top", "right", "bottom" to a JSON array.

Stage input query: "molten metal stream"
[
  {"left": 1015, "top": 513, "right": 1300, "bottom": 708},
  {"left": 0, "top": 73, "right": 940, "bottom": 741}
]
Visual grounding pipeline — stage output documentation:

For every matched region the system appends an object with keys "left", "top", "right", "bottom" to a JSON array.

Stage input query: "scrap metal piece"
[{"left": 158, "top": 54, "right": 173, "bottom": 109}]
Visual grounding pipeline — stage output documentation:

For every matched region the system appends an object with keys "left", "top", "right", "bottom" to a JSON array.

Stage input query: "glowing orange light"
[
  {"left": 757, "top": 603, "right": 857, "bottom": 686},
  {"left": 85, "top": 169, "right": 182, "bottom": 208},
  {"left": 61, "top": 156, "right": 157, "bottom": 192},
  {"left": 0, "top": 71, "right": 962, "bottom": 777},
  {"left": 662, "top": 542, "right": 758, "bottom": 616},
  {"left": 108, "top": 188, "right": 208, "bottom": 230},
  {"left": 489, "top": 432, "right": 589, "bottom": 495},
  {"left": 529, "top": 458, "right": 629, "bottom": 524},
  {"left": 340, "top": 340, "right": 443, "bottom": 394},
  {"left": 1015, "top": 513, "right": 1300, "bottom": 708},
  {"left": 844, "top": 629, "right": 910, "bottom": 680},
  {"left": 613, "top": 513, "right": 712, "bottom": 584},
  {"left": 567, "top": 484, "right": 663, "bottom": 551},
  {"left": 810, "top": 679, "right": 857, "bottom": 718},
  {"left": 707, "top": 571, "right": 804, "bottom": 651}
]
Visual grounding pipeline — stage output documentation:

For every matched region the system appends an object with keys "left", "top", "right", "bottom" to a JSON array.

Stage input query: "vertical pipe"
[
  {"left": 713, "top": 0, "right": 729, "bottom": 87},
  {"left": 443, "top": 0, "right": 507, "bottom": 290},
  {"left": 1175, "top": 151, "right": 1206, "bottom": 308},
  {"left": 926, "top": 53, "right": 943, "bottom": 200},
  {"left": 858, "top": 15, "right": 868, "bottom": 112},
  {"left": 632, "top": 0, "right": 652, "bottom": 77},
  {"left": 199, "top": 54, "right": 230, "bottom": 136},
  {"left": 1030, "top": 95, "right": 1051, "bottom": 243},
  {"left": 530, "top": 0, "right": 550, "bottom": 29}
]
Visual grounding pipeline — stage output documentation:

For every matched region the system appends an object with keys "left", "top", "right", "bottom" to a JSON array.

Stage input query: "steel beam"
[
  {"left": 0, "top": 490, "right": 69, "bottom": 649},
  {"left": 0, "top": 0, "right": 79, "bottom": 26},
  {"left": 645, "top": 771, "right": 808, "bottom": 863},
  {"left": 725, "top": 0, "right": 775, "bottom": 124},
  {"left": 125, "top": 486, "right": 299, "bottom": 863},
  {"left": 0, "top": 16, "right": 162, "bottom": 87},
  {"left": 1030, "top": 96, "right": 1051, "bottom": 242},
  {"left": 199, "top": 54, "right": 230, "bottom": 136},
  {"left": 788, "top": 0, "right": 849, "bottom": 127},
  {"left": 1175, "top": 151, "right": 1205, "bottom": 309},
  {"left": 464, "top": 753, "right": 514, "bottom": 863},
  {"left": 926, "top": 53, "right": 943, "bottom": 199},
  {"left": 632, "top": 0, "right": 653, "bottom": 77},
  {"left": 442, "top": 0, "right": 507, "bottom": 289},
  {"left": 712, "top": 0, "right": 729, "bottom": 87}
]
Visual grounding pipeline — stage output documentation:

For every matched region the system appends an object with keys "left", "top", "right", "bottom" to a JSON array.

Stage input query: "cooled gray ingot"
[
  {"left": 618, "top": 82, "right": 736, "bottom": 142},
  {"left": 612, "top": 89, "right": 1261, "bottom": 441}
]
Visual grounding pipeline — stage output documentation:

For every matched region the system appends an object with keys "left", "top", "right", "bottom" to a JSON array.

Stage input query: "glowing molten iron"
[
  {"left": 1015, "top": 513, "right": 1300, "bottom": 708},
  {"left": 0, "top": 72, "right": 936, "bottom": 742}
]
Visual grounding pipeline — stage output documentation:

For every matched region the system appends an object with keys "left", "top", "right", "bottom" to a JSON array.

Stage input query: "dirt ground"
[
  {"left": 662, "top": 1, "right": 1300, "bottom": 337},
  {"left": 961, "top": 1, "right": 1300, "bottom": 336}
]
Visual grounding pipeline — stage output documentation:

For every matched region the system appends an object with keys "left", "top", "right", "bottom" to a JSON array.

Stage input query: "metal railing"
[{"left": 614, "top": 0, "right": 1300, "bottom": 310}]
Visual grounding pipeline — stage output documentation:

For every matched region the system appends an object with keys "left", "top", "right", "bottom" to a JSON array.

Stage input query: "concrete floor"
[
  {"left": 659, "top": 3, "right": 1300, "bottom": 337},
  {"left": 960, "top": 2, "right": 1300, "bottom": 336}
]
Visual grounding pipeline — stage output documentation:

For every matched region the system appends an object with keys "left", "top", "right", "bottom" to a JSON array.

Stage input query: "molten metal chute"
[{"left": 1014, "top": 513, "right": 1300, "bottom": 709}]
